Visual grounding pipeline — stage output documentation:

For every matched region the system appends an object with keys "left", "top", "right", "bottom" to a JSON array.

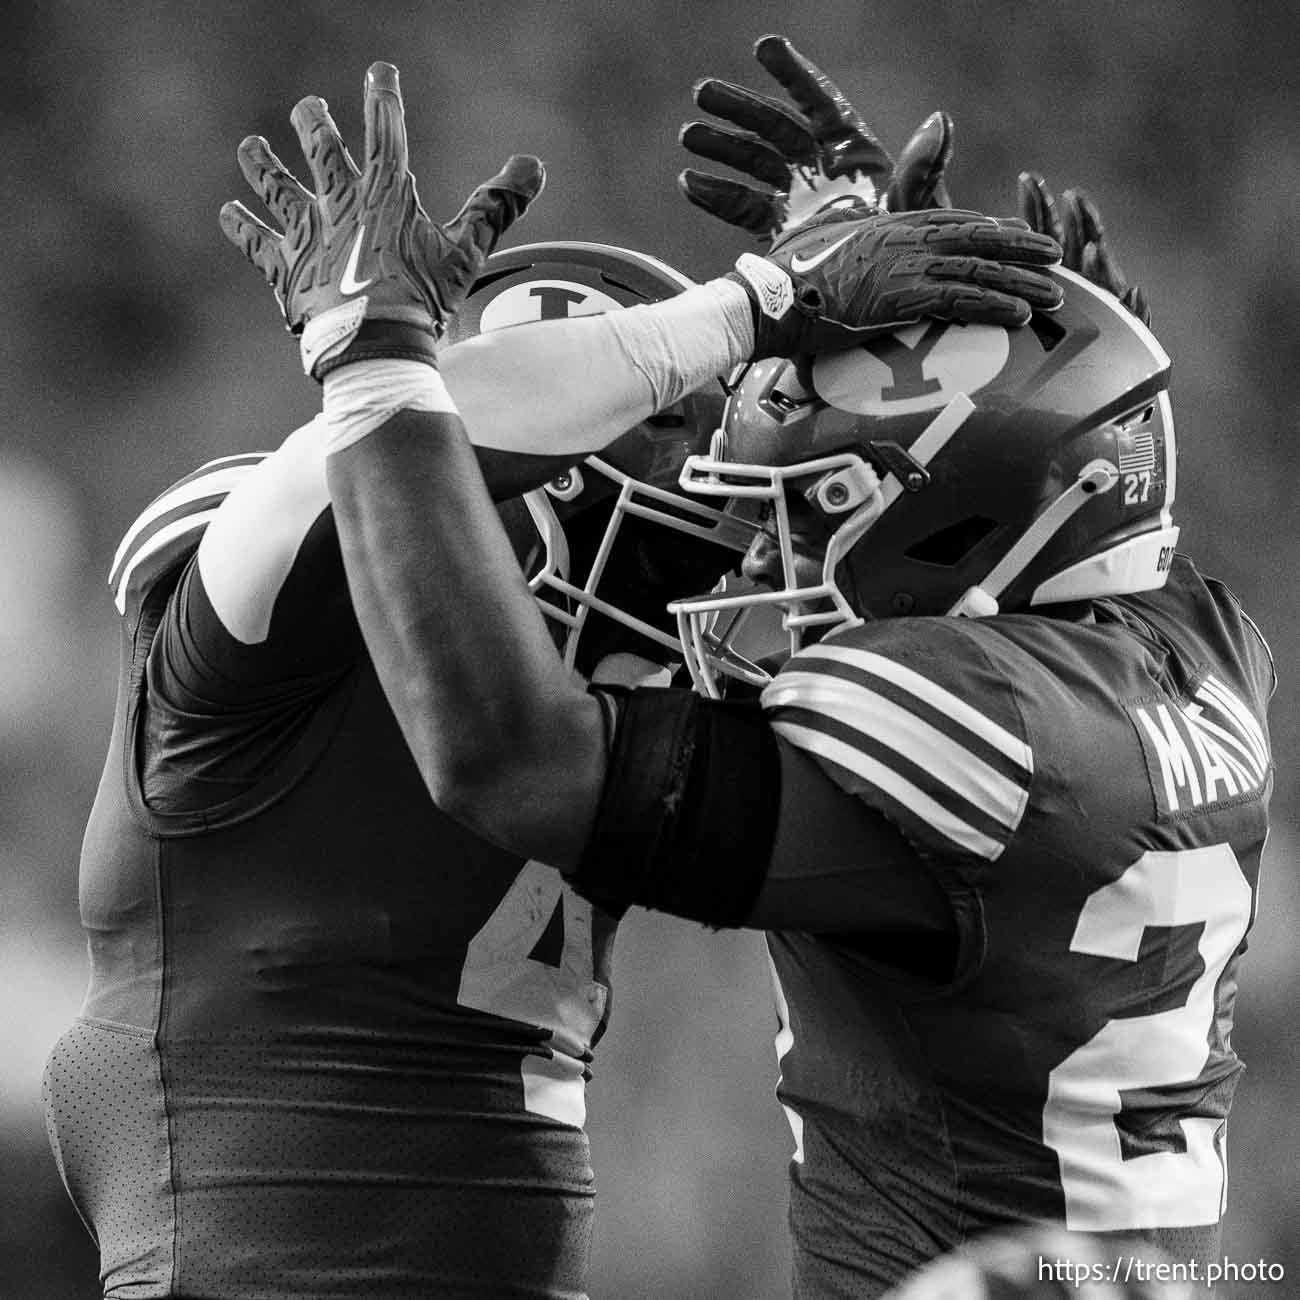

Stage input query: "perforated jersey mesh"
[
  {"left": 45, "top": 1022, "right": 597, "bottom": 1298},
  {"left": 44, "top": 1019, "right": 176, "bottom": 1296}
]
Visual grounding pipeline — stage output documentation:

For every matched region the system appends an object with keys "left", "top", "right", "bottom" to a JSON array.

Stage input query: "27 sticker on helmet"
[
  {"left": 478, "top": 279, "right": 628, "bottom": 331},
  {"left": 1053, "top": 265, "right": 1177, "bottom": 531},
  {"left": 1021, "top": 268, "right": 1179, "bottom": 608},
  {"left": 811, "top": 320, "right": 1011, "bottom": 416}
]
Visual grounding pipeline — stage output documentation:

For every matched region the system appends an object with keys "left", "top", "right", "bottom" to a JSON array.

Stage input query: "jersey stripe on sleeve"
[
  {"left": 761, "top": 642, "right": 1033, "bottom": 861},
  {"left": 110, "top": 454, "right": 269, "bottom": 620}
]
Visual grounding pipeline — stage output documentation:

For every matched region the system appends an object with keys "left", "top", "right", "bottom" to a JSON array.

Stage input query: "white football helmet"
[{"left": 445, "top": 241, "right": 760, "bottom": 678}]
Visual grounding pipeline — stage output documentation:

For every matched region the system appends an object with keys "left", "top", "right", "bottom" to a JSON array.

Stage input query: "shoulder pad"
[
  {"left": 109, "top": 453, "right": 269, "bottom": 626},
  {"left": 760, "top": 621, "right": 1033, "bottom": 862}
]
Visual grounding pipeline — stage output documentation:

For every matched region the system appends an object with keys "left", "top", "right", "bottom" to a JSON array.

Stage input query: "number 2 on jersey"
[
  {"left": 1043, "top": 843, "right": 1254, "bottom": 1229},
  {"left": 458, "top": 860, "right": 608, "bottom": 1128}
]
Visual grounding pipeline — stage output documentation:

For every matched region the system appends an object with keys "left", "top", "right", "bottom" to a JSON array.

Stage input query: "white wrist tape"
[{"left": 322, "top": 360, "right": 460, "bottom": 455}]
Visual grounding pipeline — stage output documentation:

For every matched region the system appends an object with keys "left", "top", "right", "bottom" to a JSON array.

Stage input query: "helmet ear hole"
[
  {"left": 905, "top": 516, "right": 1000, "bottom": 566},
  {"left": 1027, "top": 311, "right": 1068, "bottom": 352}
]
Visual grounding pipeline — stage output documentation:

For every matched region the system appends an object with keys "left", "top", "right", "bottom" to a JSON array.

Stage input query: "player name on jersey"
[{"left": 1129, "top": 673, "right": 1269, "bottom": 816}]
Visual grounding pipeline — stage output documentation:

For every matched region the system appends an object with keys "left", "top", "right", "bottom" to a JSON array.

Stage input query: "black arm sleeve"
[
  {"left": 572, "top": 686, "right": 958, "bottom": 956},
  {"left": 572, "top": 687, "right": 781, "bottom": 927}
]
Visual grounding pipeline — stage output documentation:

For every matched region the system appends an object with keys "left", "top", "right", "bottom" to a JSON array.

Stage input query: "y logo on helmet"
[
  {"left": 812, "top": 321, "right": 1011, "bottom": 416},
  {"left": 479, "top": 279, "right": 626, "bottom": 333}
]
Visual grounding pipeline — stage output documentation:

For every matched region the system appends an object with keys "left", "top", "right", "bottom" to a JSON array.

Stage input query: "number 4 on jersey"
[{"left": 458, "top": 861, "right": 608, "bottom": 1128}]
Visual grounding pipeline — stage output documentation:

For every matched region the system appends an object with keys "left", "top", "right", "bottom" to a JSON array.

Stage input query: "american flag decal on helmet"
[
  {"left": 762, "top": 642, "right": 1033, "bottom": 860},
  {"left": 1117, "top": 429, "right": 1157, "bottom": 476},
  {"left": 109, "top": 453, "right": 269, "bottom": 628}
]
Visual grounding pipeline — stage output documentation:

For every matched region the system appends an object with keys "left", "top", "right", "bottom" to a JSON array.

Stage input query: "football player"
[
  {"left": 44, "top": 225, "right": 773, "bottom": 1300},
  {"left": 40, "top": 40, "right": 998, "bottom": 1298},
  {"left": 43, "top": 28, "right": 1005, "bottom": 1292},
  {"left": 224, "top": 58, "right": 1270, "bottom": 1299}
]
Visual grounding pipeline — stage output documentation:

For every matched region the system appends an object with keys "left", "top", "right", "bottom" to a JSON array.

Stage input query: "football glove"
[
  {"left": 679, "top": 34, "right": 953, "bottom": 242},
  {"left": 1018, "top": 171, "right": 1151, "bottom": 325},
  {"left": 219, "top": 62, "right": 545, "bottom": 380},
  {"left": 729, "top": 207, "right": 1064, "bottom": 359}
]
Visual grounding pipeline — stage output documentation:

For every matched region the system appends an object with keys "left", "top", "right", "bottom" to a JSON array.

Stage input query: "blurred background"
[{"left": 2, "top": 1, "right": 1297, "bottom": 1296}]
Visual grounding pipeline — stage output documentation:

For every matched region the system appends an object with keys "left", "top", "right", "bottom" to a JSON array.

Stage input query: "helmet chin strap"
[{"left": 948, "top": 459, "right": 1120, "bottom": 618}]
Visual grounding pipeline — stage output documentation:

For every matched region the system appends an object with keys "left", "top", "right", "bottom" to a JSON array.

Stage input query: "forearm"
[
  {"left": 440, "top": 278, "right": 754, "bottom": 457},
  {"left": 323, "top": 372, "right": 607, "bottom": 866}
]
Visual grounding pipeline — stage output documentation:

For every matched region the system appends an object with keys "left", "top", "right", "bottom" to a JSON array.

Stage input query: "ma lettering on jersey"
[{"left": 1127, "top": 674, "right": 1270, "bottom": 817}]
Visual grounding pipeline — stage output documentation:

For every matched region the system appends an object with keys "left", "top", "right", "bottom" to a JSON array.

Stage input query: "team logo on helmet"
[
  {"left": 479, "top": 279, "right": 625, "bottom": 332},
  {"left": 812, "top": 321, "right": 1011, "bottom": 416}
]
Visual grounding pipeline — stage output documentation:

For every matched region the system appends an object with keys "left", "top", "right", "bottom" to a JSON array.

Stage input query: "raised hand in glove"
[
  {"left": 729, "top": 208, "right": 1063, "bottom": 360},
  {"left": 680, "top": 33, "right": 952, "bottom": 242},
  {"left": 1018, "top": 172, "right": 1151, "bottom": 326},
  {"left": 220, "top": 62, "right": 545, "bottom": 379}
]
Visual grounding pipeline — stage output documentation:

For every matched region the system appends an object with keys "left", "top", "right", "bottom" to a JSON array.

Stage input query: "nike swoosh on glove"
[{"left": 727, "top": 207, "right": 1064, "bottom": 359}]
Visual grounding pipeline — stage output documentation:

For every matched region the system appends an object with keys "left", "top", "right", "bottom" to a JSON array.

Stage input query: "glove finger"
[
  {"left": 944, "top": 287, "right": 1034, "bottom": 327},
  {"left": 867, "top": 278, "right": 1023, "bottom": 329},
  {"left": 1067, "top": 186, "right": 1104, "bottom": 245},
  {"left": 904, "top": 207, "right": 997, "bottom": 224},
  {"left": 752, "top": 35, "right": 883, "bottom": 164},
  {"left": 914, "top": 217, "right": 1063, "bottom": 265},
  {"left": 235, "top": 135, "right": 313, "bottom": 231},
  {"left": 1058, "top": 188, "right": 1086, "bottom": 271},
  {"left": 290, "top": 94, "right": 361, "bottom": 208},
  {"left": 1085, "top": 241, "right": 1132, "bottom": 302},
  {"left": 1017, "top": 171, "right": 1062, "bottom": 243},
  {"left": 962, "top": 224, "right": 1064, "bottom": 266},
  {"left": 883, "top": 280, "right": 1037, "bottom": 328},
  {"left": 362, "top": 62, "right": 410, "bottom": 199},
  {"left": 680, "top": 121, "right": 791, "bottom": 189},
  {"left": 219, "top": 199, "right": 289, "bottom": 299},
  {"left": 1080, "top": 242, "right": 1104, "bottom": 289},
  {"left": 693, "top": 76, "right": 815, "bottom": 162},
  {"left": 678, "top": 169, "right": 782, "bottom": 236},
  {"left": 445, "top": 154, "right": 546, "bottom": 259},
  {"left": 1121, "top": 285, "right": 1152, "bottom": 327},
  {"left": 920, "top": 254, "right": 1064, "bottom": 310},
  {"left": 1072, "top": 189, "right": 1130, "bottom": 295},
  {"left": 887, "top": 111, "right": 953, "bottom": 211}
]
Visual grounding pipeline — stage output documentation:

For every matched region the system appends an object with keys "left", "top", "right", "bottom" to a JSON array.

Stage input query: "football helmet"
[
  {"left": 672, "top": 268, "right": 1178, "bottom": 696},
  {"left": 444, "top": 241, "right": 758, "bottom": 678}
]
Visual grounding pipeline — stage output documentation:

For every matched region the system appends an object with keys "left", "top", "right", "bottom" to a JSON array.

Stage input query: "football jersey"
[
  {"left": 759, "top": 555, "right": 1273, "bottom": 1299},
  {"left": 43, "top": 456, "right": 614, "bottom": 1300}
]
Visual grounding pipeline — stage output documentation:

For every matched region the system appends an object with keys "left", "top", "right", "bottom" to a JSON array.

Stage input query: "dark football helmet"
[
  {"left": 672, "top": 268, "right": 1178, "bottom": 695},
  {"left": 444, "top": 241, "right": 757, "bottom": 678}
]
